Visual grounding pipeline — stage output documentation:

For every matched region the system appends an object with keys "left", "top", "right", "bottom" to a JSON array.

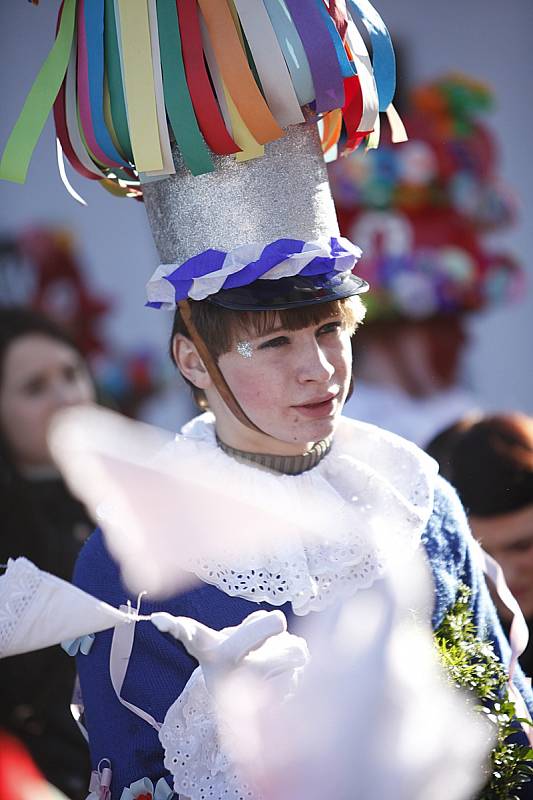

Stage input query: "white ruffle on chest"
[{"left": 173, "top": 414, "right": 438, "bottom": 615}]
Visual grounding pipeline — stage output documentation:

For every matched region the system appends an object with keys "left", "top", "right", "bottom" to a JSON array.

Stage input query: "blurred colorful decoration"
[
  {"left": 0, "top": 227, "right": 110, "bottom": 355},
  {"left": 2, "top": 0, "right": 405, "bottom": 200},
  {"left": 0, "top": 227, "right": 163, "bottom": 417},
  {"left": 328, "top": 74, "right": 524, "bottom": 322}
]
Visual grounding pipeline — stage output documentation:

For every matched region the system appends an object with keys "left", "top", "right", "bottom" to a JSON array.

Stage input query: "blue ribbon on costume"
[
  {"left": 61, "top": 633, "right": 95, "bottom": 656},
  {"left": 119, "top": 776, "right": 175, "bottom": 800}
]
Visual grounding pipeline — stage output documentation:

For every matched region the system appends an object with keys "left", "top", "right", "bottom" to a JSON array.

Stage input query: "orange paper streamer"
[
  {"left": 321, "top": 109, "right": 343, "bottom": 153},
  {"left": 197, "top": 0, "right": 283, "bottom": 146}
]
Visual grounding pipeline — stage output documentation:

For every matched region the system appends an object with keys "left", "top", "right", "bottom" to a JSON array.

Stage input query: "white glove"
[
  {"left": 151, "top": 609, "right": 308, "bottom": 698},
  {"left": 152, "top": 609, "right": 309, "bottom": 799}
]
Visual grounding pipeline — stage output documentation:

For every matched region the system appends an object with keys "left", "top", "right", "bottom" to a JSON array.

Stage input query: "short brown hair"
[
  {"left": 427, "top": 414, "right": 533, "bottom": 516},
  {"left": 170, "top": 296, "right": 365, "bottom": 406}
]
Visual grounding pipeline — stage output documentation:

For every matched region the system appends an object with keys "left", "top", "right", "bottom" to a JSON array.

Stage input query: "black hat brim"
[{"left": 207, "top": 272, "right": 369, "bottom": 312}]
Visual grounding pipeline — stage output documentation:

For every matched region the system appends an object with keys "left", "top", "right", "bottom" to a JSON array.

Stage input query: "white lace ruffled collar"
[{"left": 174, "top": 413, "right": 438, "bottom": 615}]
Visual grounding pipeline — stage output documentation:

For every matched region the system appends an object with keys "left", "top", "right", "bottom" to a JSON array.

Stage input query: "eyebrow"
[
  {"left": 502, "top": 532, "right": 533, "bottom": 550},
  {"left": 249, "top": 317, "right": 342, "bottom": 341}
]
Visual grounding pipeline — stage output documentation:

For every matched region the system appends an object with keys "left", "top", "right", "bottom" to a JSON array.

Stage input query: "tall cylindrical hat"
[{"left": 144, "top": 120, "right": 368, "bottom": 310}]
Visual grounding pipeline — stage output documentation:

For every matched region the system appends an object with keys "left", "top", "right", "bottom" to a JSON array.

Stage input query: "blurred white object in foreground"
[
  {"left": 48, "top": 405, "right": 343, "bottom": 599},
  {"left": 216, "top": 555, "right": 492, "bottom": 800},
  {"left": 0, "top": 557, "right": 130, "bottom": 658},
  {"left": 48, "top": 405, "right": 434, "bottom": 604}
]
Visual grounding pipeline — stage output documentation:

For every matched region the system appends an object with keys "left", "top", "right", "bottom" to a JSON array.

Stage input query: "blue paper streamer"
[
  {"left": 85, "top": 0, "right": 130, "bottom": 166},
  {"left": 347, "top": 0, "right": 396, "bottom": 111},
  {"left": 262, "top": 0, "right": 315, "bottom": 105},
  {"left": 312, "top": 0, "right": 356, "bottom": 79}
]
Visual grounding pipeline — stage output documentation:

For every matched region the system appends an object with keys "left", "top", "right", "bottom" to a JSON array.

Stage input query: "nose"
[
  {"left": 297, "top": 339, "right": 335, "bottom": 384},
  {"left": 51, "top": 378, "right": 87, "bottom": 409}
]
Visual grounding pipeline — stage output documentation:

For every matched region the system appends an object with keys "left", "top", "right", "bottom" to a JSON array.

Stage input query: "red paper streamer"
[
  {"left": 176, "top": 0, "right": 239, "bottom": 156},
  {"left": 53, "top": 1, "right": 101, "bottom": 180},
  {"left": 342, "top": 76, "right": 364, "bottom": 149}
]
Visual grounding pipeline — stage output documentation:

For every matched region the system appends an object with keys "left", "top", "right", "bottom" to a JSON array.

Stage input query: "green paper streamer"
[
  {"left": 104, "top": 0, "right": 133, "bottom": 163},
  {"left": 0, "top": 0, "right": 77, "bottom": 184},
  {"left": 156, "top": 0, "right": 213, "bottom": 176}
]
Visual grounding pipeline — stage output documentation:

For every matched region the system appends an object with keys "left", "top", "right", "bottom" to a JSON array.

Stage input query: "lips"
[{"left": 291, "top": 392, "right": 339, "bottom": 419}]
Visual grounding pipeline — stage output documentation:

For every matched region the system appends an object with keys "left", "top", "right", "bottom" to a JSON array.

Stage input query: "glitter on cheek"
[{"left": 236, "top": 340, "right": 253, "bottom": 359}]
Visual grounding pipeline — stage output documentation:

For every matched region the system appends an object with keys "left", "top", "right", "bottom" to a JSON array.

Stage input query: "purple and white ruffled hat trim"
[{"left": 146, "top": 236, "right": 362, "bottom": 309}]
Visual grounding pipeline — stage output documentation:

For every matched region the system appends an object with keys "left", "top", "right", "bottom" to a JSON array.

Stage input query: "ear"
[{"left": 172, "top": 333, "right": 211, "bottom": 390}]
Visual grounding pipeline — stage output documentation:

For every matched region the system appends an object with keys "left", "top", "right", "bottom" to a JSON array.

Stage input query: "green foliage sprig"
[{"left": 435, "top": 584, "right": 533, "bottom": 799}]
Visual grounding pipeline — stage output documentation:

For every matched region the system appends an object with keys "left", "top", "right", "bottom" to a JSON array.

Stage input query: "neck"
[
  {"left": 216, "top": 435, "right": 332, "bottom": 476},
  {"left": 214, "top": 418, "right": 316, "bottom": 457}
]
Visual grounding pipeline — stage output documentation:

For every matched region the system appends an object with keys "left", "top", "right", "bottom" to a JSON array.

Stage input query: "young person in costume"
[
  {"left": 71, "top": 104, "right": 532, "bottom": 800},
  {"left": 1, "top": 3, "right": 532, "bottom": 798}
]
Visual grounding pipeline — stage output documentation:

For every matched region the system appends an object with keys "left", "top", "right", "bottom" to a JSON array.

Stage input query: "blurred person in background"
[
  {"left": 329, "top": 75, "right": 523, "bottom": 447},
  {"left": 0, "top": 307, "right": 95, "bottom": 798},
  {"left": 427, "top": 413, "right": 533, "bottom": 677},
  {"left": 0, "top": 226, "right": 169, "bottom": 422}
]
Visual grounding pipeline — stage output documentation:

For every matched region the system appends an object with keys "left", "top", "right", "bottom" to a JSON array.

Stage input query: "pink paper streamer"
[{"left": 479, "top": 545, "right": 533, "bottom": 746}]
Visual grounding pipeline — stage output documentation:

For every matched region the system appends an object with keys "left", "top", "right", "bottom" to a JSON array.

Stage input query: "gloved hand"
[{"left": 151, "top": 609, "right": 308, "bottom": 698}]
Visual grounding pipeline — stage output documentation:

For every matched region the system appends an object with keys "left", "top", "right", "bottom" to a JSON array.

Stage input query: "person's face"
[
  {"left": 470, "top": 504, "right": 533, "bottom": 618},
  {"left": 0, "top": 334, "right": 95, "bottom": 469},
  {"left": 208, "top": 314, "right": 353, "bottom": 454}
]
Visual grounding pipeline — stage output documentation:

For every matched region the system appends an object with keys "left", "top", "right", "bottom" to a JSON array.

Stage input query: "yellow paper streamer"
[
  {"left": 115, "top": 0, "right": 163, "bottom": 172},
  {"left": 226, "top": 90, "right": 264, "bottom": 163},
  {"left": 320, "top": 109, "right": 342, "bottom": 154},
  {"left": 141, "top": 0, "right": 175, "bottom": 179}
]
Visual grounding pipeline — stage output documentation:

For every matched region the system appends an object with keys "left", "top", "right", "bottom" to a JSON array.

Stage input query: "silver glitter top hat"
[{"left": 142, "top": 121, "right": 339, "bottom": 265}]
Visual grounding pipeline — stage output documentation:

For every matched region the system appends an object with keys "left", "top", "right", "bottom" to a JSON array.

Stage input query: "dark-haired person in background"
[
  {"left": 0, "top": 307, "right": 95, "bottom": 798},
  {"left": 427, "top": 413, "right": 533, "bottom": 677}
]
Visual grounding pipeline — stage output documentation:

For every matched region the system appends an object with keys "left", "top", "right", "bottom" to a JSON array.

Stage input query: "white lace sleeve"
[{"left": 159, "top": 668, "right": 258, "bottom": 800}]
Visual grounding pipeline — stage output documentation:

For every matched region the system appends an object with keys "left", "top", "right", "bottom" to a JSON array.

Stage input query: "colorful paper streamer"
[
  {"left": 1, "top": 0, "right": 401, "bottom": 196},
  {"left": 0, "top": 0, "right": 77, "bottom": 184}
]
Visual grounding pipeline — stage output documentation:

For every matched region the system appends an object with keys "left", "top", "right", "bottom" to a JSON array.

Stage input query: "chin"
[{"left": 287, "top": 414, "right": 340, "bottom": 446}]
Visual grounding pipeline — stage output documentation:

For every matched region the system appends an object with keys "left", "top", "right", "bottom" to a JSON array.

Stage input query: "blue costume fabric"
[{"left": 74, "top": 475, "right": 533, "bottom": 798}]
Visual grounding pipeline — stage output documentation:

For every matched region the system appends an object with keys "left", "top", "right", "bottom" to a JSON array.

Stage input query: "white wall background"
[{"left": 1, "top": 0, "right": 531, "bottom": 420}]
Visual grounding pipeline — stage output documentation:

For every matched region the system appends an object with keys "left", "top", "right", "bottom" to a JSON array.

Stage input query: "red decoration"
[{"left": 0, "top": 732, "right": 49, "bottom": 800}]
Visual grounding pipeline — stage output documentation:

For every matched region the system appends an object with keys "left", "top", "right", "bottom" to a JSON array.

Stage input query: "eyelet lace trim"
[
  {"left": 159, "top": 669, "right": 258, "bottom": 800},
  {"left": 174, "top": 414, "right": 438, "bottom": 615},
  {"left": 0, "top": 558, "right": 42, "bottom": 658}
]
